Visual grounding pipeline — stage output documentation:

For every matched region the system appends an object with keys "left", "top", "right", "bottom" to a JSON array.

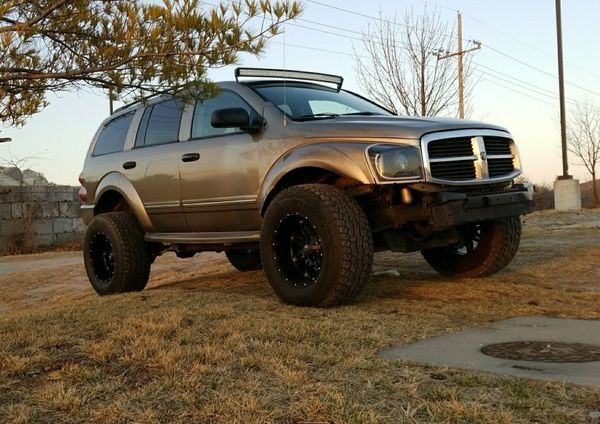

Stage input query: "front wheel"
[
  {"left": 421, "top": 217, "right": 522, "bottom": 277},
  {"left": 83, "top": 212, "right": 151, "bottom": 295},
  {"left": 260, "top": 184, "right": 373, "bottom": 307}
]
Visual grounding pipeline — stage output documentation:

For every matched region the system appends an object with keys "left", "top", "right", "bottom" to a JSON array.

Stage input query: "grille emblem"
[{"left": 480, "top": 151, "right": 487, "bottom": 161}]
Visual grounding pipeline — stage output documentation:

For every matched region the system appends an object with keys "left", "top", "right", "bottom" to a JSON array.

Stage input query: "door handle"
[
  {"left": 181, "top": 153, "right": 200, "bottom": 162},
  {"left": 122, "top": 161, "right": 136, "bottom": 170}
]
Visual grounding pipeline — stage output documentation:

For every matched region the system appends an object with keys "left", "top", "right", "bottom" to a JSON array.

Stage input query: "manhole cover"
[{"left": 481, "top": 341, "right": 600, "bottom": 363}]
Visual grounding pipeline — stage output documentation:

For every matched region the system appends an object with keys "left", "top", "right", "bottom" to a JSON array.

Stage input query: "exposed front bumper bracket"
[{"left": 427, "top": 184, "right": 533, "bottom": 231}]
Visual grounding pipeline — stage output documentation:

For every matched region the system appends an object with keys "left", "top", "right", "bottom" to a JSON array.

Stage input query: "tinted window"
[
  {"left": 251, "top": 83, "right": 391, "bottom": 120},
  {"left": 191, "top": 91, "right": 254, "bottom": 139},
  {"left": 93, "top": 111, "right": 135, "bottom": 156},
  {"left": 134, "top": 106, "right": 152, "bottom": 148},
  {"left": 143, "top": 99, "right": 183, "bottom": 147}
]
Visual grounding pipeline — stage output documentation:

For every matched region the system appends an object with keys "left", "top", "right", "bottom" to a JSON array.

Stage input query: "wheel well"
[
  {"left": 261, "top": 167, "right": 362, "bottom": 216},
  {"left": 94, "top": 190, "right": 131, "bottom": 215}
]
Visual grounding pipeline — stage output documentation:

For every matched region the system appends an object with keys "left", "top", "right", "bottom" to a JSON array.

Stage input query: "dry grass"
[{"left": 1, "top": 210, "right": 599, "bottom": 423}]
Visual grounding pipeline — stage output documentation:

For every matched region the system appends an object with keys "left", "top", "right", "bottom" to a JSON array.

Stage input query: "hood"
[{"left": 294, "top": 115, "right": 508, "bottom": 140}]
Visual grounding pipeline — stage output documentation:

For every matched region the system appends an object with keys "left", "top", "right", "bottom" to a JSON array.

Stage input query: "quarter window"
[
  {"left": 93, "top": 111, "right": 135, "bottom": 156},
  {"left": 191, "top": 91, "right": 254, "bottom": 139}
]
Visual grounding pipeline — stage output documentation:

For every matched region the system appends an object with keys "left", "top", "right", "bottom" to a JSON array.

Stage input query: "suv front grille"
[
  {"left": 424, "top": 131, "right": 519, "bottom": 184},
  {"left": 427, "top": 137, "right": 474, "bottom": 159},
  {"left": 430, "top": 159, "right": 477, "bottom": 180}
]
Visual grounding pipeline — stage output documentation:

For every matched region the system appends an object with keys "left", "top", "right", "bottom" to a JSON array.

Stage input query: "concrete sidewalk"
[{"left": 381, "top": 317, "right": 600, "bottom": 387}]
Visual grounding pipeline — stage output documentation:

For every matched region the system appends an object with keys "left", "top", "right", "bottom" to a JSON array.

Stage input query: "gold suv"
[{"left": 79, "top": 68, "right": 533, "bottom": 307}]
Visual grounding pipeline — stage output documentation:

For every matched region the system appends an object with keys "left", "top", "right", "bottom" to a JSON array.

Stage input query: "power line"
[
  {"left": 478, "top": 77, "right": 558, "bottom": 109},
  {"left": 204, "top": 0, "right": 600, "bottom": 111},
  {"left": 270, "top": 41, "right": 365, "bottom": 58},
  {"left": 283, "top": 16, "right": 598, "bottom": 110},
  {"left": 484, "top": 44, "right": 600, "bottom": 98},
  {"left": 474, "top": 62, "right": 561, "bottom": 100},
  {"left": 413, "top": 0, "right": 600, "bottom": 79},
  {"left": 303, "top": 0, "right": 600, "bottom": 99},
  {"left": 303, "top": 0, "right": 461, "bottom": 42}
]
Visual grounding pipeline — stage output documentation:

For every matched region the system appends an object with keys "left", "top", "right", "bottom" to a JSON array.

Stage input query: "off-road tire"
[
  {"left": 226, "top": 248, "right": 262, "bottom": 271},
  {"left": 421, "top": 217, "right": 521, "bottom": 277},
  {"left": 84, "top": 212, "right": 151, "bottom": 295},
  {"left": 260, "top": 184, "right": 373, "bottom": 307}
]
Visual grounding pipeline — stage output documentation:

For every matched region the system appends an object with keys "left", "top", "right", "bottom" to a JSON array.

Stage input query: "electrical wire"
[
  {"left": 413, "top": 0, "right": 600, "bottom": 79},
  {"left": 303, "top": 0, "right": 600, "bottom": 98}
]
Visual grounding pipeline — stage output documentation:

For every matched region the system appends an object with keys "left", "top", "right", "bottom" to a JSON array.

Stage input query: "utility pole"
[
  {"left": 555, "top": 0, "right": 569, "bottom": 179},
  {"left": 436, "top": 12, "right": 481, "bottom": 118},
  {"left": 553, "top": 0, "right": 581, "bottom": 210}
]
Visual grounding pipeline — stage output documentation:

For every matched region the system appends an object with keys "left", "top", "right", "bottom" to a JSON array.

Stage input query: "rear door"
[
  {"left": 179, "top": 91, "right": 260, "bottom": 232},
  {"left": 123, "top": 99, "right": 187, "bottom": 232}
]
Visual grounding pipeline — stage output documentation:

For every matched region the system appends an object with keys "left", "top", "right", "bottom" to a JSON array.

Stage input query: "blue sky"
[{"left": 2, "top": 0, "right": 599, "bottom": 185}]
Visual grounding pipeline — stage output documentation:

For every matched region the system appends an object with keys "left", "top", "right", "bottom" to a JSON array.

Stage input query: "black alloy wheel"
[
  {"left": 272, "top": 213, "right": 324, "bottom": 287},
  {"left": 88, "top": 232, "right": 116, "bottom": 285}
]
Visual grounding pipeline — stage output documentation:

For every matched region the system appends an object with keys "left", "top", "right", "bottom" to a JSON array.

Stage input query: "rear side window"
[
  {"left": 136, "top": 99, "right": 183, "bottom": 147},
  {"left": 191, "top": 91, "right": 254, "bottom": 139},
  {"left": 93, "top": 111, "right": 135, "bottom": 156}
]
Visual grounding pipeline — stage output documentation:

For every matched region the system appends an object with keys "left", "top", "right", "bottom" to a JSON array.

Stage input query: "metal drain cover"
[{"left": 481, "top": 341, "right": 600, "bottom": 363}]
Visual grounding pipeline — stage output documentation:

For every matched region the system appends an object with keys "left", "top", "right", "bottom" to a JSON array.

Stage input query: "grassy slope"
[{"left": 1, "top": 212, "right": 600, "bottom": 423}]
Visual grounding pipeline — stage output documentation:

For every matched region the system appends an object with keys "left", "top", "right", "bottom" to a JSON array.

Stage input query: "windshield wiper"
[
  {"left": 340, "top": 111, "right": 385, "bottom": 116},
  {"left": 294, "top": 113, "right": 339, "bottom": 121}
]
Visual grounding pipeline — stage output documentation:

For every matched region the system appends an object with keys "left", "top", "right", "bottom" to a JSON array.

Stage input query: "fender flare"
[
  {"left": 95, "top": 172, "right": 154, "bottom": 231},
  {"left": 258, "top": 142, "right": 375, "bottom": 213}
]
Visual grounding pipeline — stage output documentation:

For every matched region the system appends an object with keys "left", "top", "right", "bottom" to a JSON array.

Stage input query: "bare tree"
[
  {"left": 354, "top": 8, "right": 475, "bottom": 117},
  {"left": 567, "top": 101, "right": 600, "bottom": 206}
]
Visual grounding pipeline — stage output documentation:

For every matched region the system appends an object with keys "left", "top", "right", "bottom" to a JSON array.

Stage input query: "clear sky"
[{"left": 2, "top": 0, "right": 599, "bottom": 186}]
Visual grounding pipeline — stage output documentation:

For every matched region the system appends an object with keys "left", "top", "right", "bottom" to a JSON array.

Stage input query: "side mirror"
[{"left": 211, "top": 108, "right": 262, "bottom": 133}]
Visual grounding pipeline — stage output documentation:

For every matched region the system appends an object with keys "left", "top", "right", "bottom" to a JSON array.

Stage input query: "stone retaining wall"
[{"left": 0, "top": 185, "right": 84, "bottom": 252}]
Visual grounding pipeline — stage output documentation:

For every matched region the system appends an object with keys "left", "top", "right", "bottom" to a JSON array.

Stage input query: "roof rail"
[
  {"left": 112, "top": 83, "right": 194, "bottom": 114},
  {"left": 235, "top": 67, "right": 343, "bottom": 90},
  {"left": 113, "top": 91, "right": 167, "bottom": 114}
]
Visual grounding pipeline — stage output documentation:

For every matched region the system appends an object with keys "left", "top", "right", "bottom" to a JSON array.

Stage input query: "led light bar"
[{"left": 235, "top": 67, "right": 343, "bottom": 90}]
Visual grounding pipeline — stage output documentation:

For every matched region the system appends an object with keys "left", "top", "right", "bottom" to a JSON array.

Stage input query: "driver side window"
[{"left": 191, "top": 91, "right": 255, "bottom": 139}]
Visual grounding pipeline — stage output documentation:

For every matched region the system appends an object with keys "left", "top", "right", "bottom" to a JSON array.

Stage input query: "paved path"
[{"left": 0, "top": 252, "right": 83, "bottom": 276}]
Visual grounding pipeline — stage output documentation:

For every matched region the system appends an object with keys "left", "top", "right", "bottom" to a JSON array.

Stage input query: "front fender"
[
  {"left": 95, "top": 172, "right": 153, "bottom": 231},
  {"left": 259, "top": 142, "right": 376, "bottom": 212}
]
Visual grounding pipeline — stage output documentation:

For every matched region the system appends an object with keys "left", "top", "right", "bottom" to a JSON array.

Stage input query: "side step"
[{"left": 145, "top": 231, "right": 260, "bottom": 244}]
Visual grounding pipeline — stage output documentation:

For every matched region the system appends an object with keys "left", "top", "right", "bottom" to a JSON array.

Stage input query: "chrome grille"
[
  {"left": 430, "top": 159, "right": 476, "bottom": 180},
  {"left": 428, "top": 137, "right": 474, "bottom": 159},
  {"left": 484, "top": 136, "right": 515, "bottom": 177},
  {"left": 488, "top": 158, "right": 515, "bottom": 177},
  {"left": 484, "top": 136, "right": 512, "bottom": 155},
  {"left": 422, "top": 130, "right": 520, "bottom": 185}
]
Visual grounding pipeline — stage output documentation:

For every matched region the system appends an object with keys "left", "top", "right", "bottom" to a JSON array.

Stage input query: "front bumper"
[{"left": 426, "top": 183, "right": 533, "bottom": 231}]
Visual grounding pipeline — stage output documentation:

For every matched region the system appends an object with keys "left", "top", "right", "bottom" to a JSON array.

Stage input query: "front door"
[{"left": 179, "top": 91, "right": 260, "bottom": 232}]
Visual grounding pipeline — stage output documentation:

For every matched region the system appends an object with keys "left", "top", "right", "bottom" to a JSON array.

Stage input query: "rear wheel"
[
  {"left": 421, "top": 217, "right": 522, "bottom": 277},
  {"left": 226, "top": 248, "right": 262, "bottom": 271},
  {"left": 260, "top": 184, "right": 373, "bottom": 307},
  {"left": 84, "top": 212, "right": 151, "bottom": 295}
]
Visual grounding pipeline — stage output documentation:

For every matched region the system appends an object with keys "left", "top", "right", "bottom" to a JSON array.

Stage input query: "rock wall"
[{"left": 0, "top": 185, "right": 84, "bottom": 253}]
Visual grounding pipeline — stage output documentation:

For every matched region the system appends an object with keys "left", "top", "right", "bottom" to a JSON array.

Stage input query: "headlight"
[{"left": 367, "top": 144, "right": 422, "bottom": 180}]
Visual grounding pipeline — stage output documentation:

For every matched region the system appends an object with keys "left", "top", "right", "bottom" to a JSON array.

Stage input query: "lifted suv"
[{"left": 79, "top": 68, "right": 532, "bottom": 307}]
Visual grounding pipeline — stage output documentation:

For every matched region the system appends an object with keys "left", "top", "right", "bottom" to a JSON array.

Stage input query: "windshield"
[{"left": 248, "top": 82, "right": 393, "bottom": 120}]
